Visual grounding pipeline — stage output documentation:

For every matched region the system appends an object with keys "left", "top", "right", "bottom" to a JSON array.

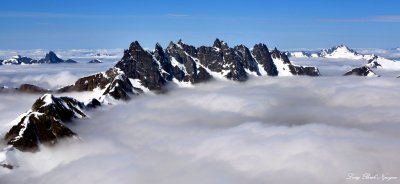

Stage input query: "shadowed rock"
[
  {"left": 4, "top": 94, "right": 86, "bottom": 152},
  {"left": 115, "top": 41, "right": 166, "bottom": 91},
  {"left": 344, "top": 66, "right": 378, "bottom": 77},
  {"left": 19, "top": 84, "right": 49, "bottom": 93},
  {"left": 252, "top": 44, "right": 278, "bottom": 76},
  {"left": 58, "top": 68, "right": 139, "bottom": 100},
  {"left": 88, "top": 59, "right": 103, "bottom": 64},
  {"left": 37, "top": 51, "right": 77, "bottom": 64}
]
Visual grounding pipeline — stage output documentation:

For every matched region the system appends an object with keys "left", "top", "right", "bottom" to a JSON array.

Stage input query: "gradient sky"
[{"left": 0, "top": 0, "right": 399, "bottom": 50}]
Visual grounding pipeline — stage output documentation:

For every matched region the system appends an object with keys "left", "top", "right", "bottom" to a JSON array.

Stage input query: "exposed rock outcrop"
[
  {"left": 37, "top": 51, "right": 78, "bottom": 64},
  {"left": 344, "top": 66, "right": 378, "bottom": 77},
  {"left": 115, "top": 41, "right": 166, "bottom": 91},
  {"left": 4, "top": 94, "right": 88, "bottom": 152},
  {"left": 88, "top": 59, "right": 103, "bottom": 64},
  {"left": 58, "top": 68, "right": 140, "bottom": 100}
]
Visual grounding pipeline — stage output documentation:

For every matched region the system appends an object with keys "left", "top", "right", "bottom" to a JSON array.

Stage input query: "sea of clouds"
[
  {"left": 0, "top": 63, "right": 114, "bottom": 89},
  {"left": 1, "top": 73, "right": 400, "bottom": 184},
  {"left": 0, "top": 49, "right": 123, "bottom": 62}
]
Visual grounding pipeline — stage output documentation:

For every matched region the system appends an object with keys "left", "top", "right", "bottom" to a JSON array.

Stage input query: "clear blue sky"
[{"left": 0, "top": 0, "right": 399, "bottom": 50}]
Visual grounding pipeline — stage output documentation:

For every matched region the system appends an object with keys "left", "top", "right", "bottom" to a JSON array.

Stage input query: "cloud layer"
[
  {"left": 0, "top": 63, "right": 114, "bottom": 89},
  {"left": 1, "top": 76, "right": 400, "bottom": 184}
]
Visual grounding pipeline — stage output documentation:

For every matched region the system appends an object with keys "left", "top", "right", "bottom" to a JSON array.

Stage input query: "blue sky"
[{"left": 0, "top": 0, "right": 399, "bottom": 50}]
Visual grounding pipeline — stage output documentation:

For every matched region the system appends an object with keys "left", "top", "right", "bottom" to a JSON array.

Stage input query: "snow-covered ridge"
[{"left": 288, "top": 45, "right": 400, "bottom": 71}]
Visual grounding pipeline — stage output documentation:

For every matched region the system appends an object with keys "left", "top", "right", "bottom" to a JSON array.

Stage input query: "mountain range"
[
  {"left": 0, "top": 51, "right": 78, "bottom": 65},
  {"left": 1, "top": 39, "right": 400, "bottom": 167},
  {"left": 288, "top": 45, "right": 400, "bottom": 76},
  {"left": 1, "top": 39, "right": 321, "bottom": 156}
]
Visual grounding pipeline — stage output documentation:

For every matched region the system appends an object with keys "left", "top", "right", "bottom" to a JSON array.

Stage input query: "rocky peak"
[
  {"left": 116, "top": 41, "right": 166, "bottom": 91},
  {"left": 344, "top": 66, "right": 379, "bottom": 77},
  {"left": 4, "top": 94, "right": 89, "bottom": 152},
  {"left": 213, "top": 38, "right": 222, "bottom": 48},
  {"left": 58, "top": 67, "right": 139, "bottom": 100},
  {"left": 155, "top": 42, "right": 163, "bottom": 52},
  {"left": 271, "top": 48, "right": 291, "bottom": 64},
  {"left": 31, "top": 94, "right": 86, "bottom": 121},
  {"left": 129, "top": 41, "right": 144, "bottom": 52},
  {"left": 44, "top": 51, "right": 64, "bottom": 63},
  {"left": 213, "top": 38, "right": 229, "bottom": 51},
  {"left": 252, "top": 43, "right": 278, "bottom": 76},
  {"left": 234, "top": 45, "right": 260, "bottom": 75}
]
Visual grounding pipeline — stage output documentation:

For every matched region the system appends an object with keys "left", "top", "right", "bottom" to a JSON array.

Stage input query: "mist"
[{"left": 1, "top": 76, "right": 400, "bottom": 184}]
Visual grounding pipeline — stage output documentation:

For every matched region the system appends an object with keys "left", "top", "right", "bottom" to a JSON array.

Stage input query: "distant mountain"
[
  {"left": 288, "top": 45, "right": 400, "bottom": 74},
  {"left": 318, "top": 45, "right": 364, "bottom": 59},
  {"left": 37, "top": 51, "right": 77, "bottom": 64},
  {"left": 88, "top": 59, "right": 103, "bottom": 63},
  {"left": 0, "top": 51, "right": 78, "bottom": 65},
  {"left": 344, "top": 66, "right": 379, "bottom": 77},
  {"left": 1, "top": 55, "right": 37, "bottom": 65}
]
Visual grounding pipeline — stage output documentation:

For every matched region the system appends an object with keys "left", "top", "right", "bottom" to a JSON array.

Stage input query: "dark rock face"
[
  {"left": 271, "top": 48, "right": 320, "bottom": 76},
  {"left": 4, "top": 112, "right": 77, "bottom": 152},
  {"left": 115, "top": 41, "right": 166, "bottom": 91},
  {"left": 166, "top": 41, "right": 212, "bottom": 83},
  {"left": 0, "top": 84, "right": 49, "bottom": 94},
  {"left": 86, "top": 98, "right": 101, "bottom": 108},
  {"left": 64, "top": 59, "right": 78, "bottom": 63},
  {"left": 344, "top": 66, "right": 377, "bottom": 76},
  {"left": 288, "top": 65, "right": 320, "bottom": 76},
  {"left": 235, "top": 45, "right": 260, "bottom": 75},
  {"left": 58, "top": 68, "right": 139, "bottom": 100},
  {"left": 1, "top": 55, "right": 37, "bottom": 65},
  {"left": 215, "top": 40, "right": 248, "bottom": 81},
  {"left": 4, "top": 94, "right": 86, "bottom": 152},
  {"left": 197, "top": 39, "right": 249, "bottom": 81},
  {"left": 38, "top": 51, "right": 65, "bottom": 64},
  {"left": 37, "top": 51, "right": 77, "bottom": 64},
  {"left": 271, "top": 48, "right": 291, "bottom": 64},
  {"left": 154, "top": 43, "right": 174, "bottom": 81},
  {"left": 18, "top": 84, "right": 49, "bottom": 93},
  {"left": 252, "top": 44, "right": 278, "bottom": 76},
  {"left": 88, "top": 59, "right": 103, "bottom": 64},
  {"left": 31, "top": 94, "right": 86, "bottom": 121}
]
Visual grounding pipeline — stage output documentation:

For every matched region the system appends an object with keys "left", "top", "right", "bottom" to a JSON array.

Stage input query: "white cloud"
[
  {"left": 1, "top": 76, "right": 400, "bottom": 184},
  {"left": 0, "top": 63, "right": 114, "bottom": 89}
]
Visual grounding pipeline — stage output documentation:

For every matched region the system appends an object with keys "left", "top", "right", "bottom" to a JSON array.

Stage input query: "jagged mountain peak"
[
  {"left": 45, "top": 51, "right": 62, "bottom": 61},
  {"left": 213, "top": 38, "right": 222, "bottom": 48},
  {"left": 4, "top": 94, "right": 89, "bottom": 152},
  {"left": 155, "top": 42, "right": 163, "bottom": 50},
  {"left": 213, "top": 38, "right": 229, "bottom": 50},
  {"left": 128, "top": 41, "right": 144, "bottom": 52},
  {"left": 253, "top": 43, "right": 268, "bottom": 48},
  {"left": 324, "top": 44, "right": 356, "bottom": 54}
]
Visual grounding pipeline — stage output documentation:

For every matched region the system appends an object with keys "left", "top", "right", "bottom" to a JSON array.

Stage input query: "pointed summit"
[
  {"left": 213, "top": 38, "right": 222, "bottom": 48},
  {"left": 319, "top": 44, "right": 362, "bottom": 59},
  {"left": 155, "top": 42, "right": 163, "bottom": 50},
  {"left": 128, "top": 41, "right": 144, "bottom": 52}
]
